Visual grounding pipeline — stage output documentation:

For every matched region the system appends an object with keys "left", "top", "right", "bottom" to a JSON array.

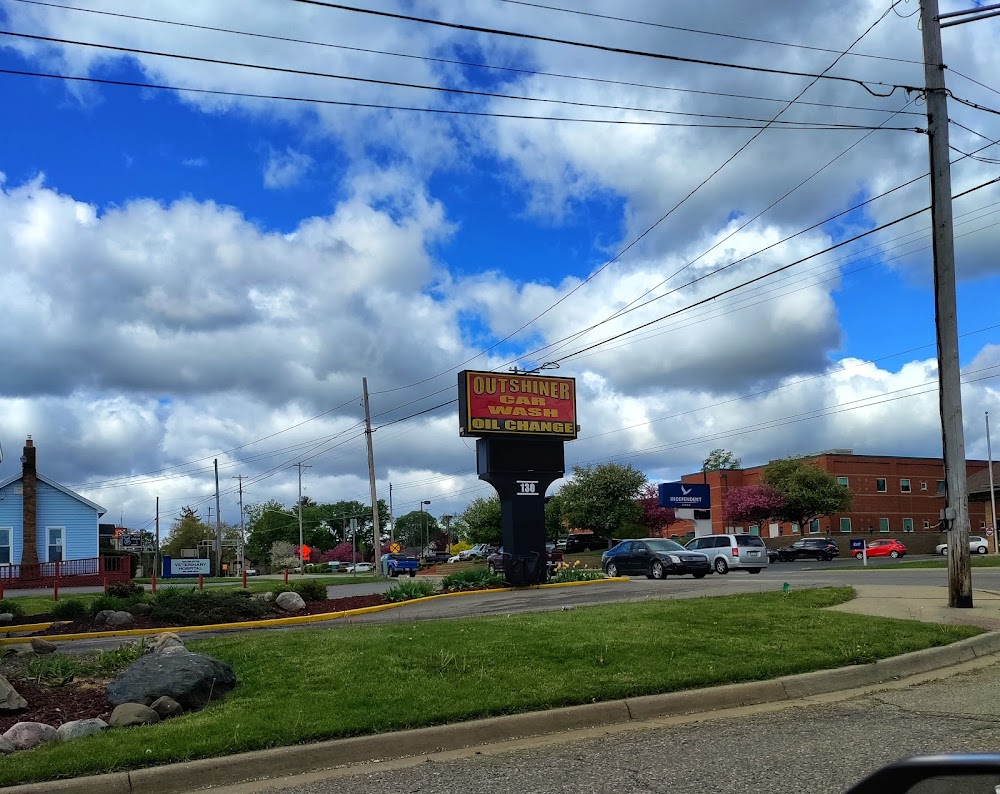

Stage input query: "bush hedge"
[
  {"left": 106, "top": 581, "right": 145, "bottom": 599},
  {"left": 90, "top": 595, "right": 146, "bottom": 616},
  {"left": 0, "top": 599, "right": 25, "bottom": 617},
  {"left": 271, "top": 579, "right": 328, "bottom": 602},
  {"left": 51, "top": 599, "right": 91, "bottom": 620},
  {"left": 440, "top": 569, "right": 505, "bottom": 591},
  {"left": 148, "top": 588, "right": 272, "bottom": 626},
  {"left": 385, "top": 580, "right": 436, "bottom": 602}
]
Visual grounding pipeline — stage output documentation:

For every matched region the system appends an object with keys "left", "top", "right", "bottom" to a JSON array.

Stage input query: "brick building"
[{"left": 680, "top": 450, "right": 995, "bottom": 553}]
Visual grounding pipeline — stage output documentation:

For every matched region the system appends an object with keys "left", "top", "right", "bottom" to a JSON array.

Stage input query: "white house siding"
[{"left": 35, "top": 480, "right": 99, "bottom": 562}]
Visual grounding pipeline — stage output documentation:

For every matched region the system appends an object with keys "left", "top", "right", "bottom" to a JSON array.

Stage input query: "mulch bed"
[
  {"left": 24, "top": 594, "right": 391, "bottom": 637},
  {"left": 0, "top": 679, "right": 110, "bottom": 733}
]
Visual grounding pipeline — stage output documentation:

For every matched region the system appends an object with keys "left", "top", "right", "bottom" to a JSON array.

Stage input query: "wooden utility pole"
[
  {"left": 234, "top": 474, "right": 246, "bottom": 573},
  {"left": 214, "top": 459, "right": 223, "bottom": 577},
  {"left": 296, "top": 462, "right": 311, "bottom": 574},
  {"left": 363, "top": 377, "right": 383, "bottom": 574},
  {"left": 920, "top": 0, "right": 972, "bottom": 607}
]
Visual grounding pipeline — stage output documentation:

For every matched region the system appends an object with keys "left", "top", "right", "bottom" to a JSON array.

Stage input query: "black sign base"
[{"left": 477, "top": 437, "right": 565, "bottom": 586}]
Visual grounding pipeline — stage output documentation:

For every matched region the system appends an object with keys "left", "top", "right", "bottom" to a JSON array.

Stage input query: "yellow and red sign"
[{"left": 458, "top": 371, "right": 578, "bottom": 439}]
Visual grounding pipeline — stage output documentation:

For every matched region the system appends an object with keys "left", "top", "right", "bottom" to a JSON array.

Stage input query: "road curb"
[{"left": 6, "top": 630, "right": 998, "bottom": 794}]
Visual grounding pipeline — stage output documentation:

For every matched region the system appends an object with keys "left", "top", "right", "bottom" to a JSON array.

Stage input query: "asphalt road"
[{"left": 225, "top": 658, "right": 1000, "bottom": 794}]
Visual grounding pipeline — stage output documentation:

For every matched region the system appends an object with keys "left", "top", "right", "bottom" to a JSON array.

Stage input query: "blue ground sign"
[{"left": 658, "top": 482, "right": 711, "bottom": 509}]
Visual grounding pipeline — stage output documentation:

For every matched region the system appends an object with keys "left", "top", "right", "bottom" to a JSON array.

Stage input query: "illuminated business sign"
[{"left": 458, "top": 371, "right": 578, "bottom": 439}]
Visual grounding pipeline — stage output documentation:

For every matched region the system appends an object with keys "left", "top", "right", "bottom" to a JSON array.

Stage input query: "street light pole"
[{"left": 419, "top": 500, "right": 431, "bottom": 555}]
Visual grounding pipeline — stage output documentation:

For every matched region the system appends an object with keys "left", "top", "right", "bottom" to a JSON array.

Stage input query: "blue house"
[{"left": 0, "top": 438, "right": 106, "bottom": 570}]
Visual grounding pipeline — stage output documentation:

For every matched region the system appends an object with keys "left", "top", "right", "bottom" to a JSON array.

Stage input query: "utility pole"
[
  {"left": 296, "top": 462, "right": 311, "bottom": 574},
  {"left": 214, "top": 459, "right": 223, "bottom": 577},
  {"left": 389, "top": 482, "right": 395, "bottom": 542},
  {"left": 154, "top": 496, "right": 160, "bottom": 579},
  {"left": 234, "top": 474, "right": 246, "bottom": 573},
  {"left": 988, "top": 412, "right": 998, "bottom": 554},
  {"left": 363, "top": 377, "right": 383, "bottom": 574},
  {"left": 920, "top": 0, "right": 973, "bottom": 607}
]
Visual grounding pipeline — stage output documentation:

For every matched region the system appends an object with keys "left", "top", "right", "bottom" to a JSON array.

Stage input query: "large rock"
[
  {"left": 0, "top": 675, "right": 27, "bottom": 712},
  {"left": 107, "top": 652, "right": 237, "bottom": 709},
  {"left": 128, "top": 603, "right": 152, "bottom": 616},
  {"left": 251, "top": 591, "right": 274, "bottom": 603},
  {"left": 275, "top": 591, "right": 306, "bottom": 612},
  {"left": 0, "top": 735, "right": 15, "bottom": 754},
  {"left": 30, "top": 638, "right": 57, "bottom": 654},
  {"left": 158, "top": 645, "right": 191, "bottom": 657},
  {"left": 3, "top": 722, "right": 57, "bottom": 750},
  {"left": 94, "top": 610, "right": 116, "bottom": 624},
  {"left": 106, "top": 611, "right": 134, "bottom": 627},
  {"left": 56, "top": 718, "right": 108, "bottom": 741},
  {"left": 0, "top": 613, "right": 13, "bottom": 625},
  {"left": 150, "top": 696, "right": 183, "bottom": 719},
  {"left": 108, "top": 703, "right": 159, "bottom": 728},
  {"left": 146, "top": 632, "right": 184, "bottom": 654}
]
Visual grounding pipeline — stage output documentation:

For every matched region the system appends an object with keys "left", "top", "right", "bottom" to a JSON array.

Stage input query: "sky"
[{"left": 1, "top": 0, "right": 999, "bottom": 531}]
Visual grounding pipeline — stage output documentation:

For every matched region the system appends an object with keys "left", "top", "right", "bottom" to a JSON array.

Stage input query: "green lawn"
[
  {"left": 847, "top": 555, "right": 1000, "bottom": 570},
  {"left": 0, "top": 587, "right": 980, "bottom": 787}
]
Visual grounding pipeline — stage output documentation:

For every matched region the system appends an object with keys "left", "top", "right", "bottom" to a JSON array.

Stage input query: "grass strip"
[
  {"left": 834, "top": 555, "right": 1000, "bottom": 570},
  {"left": 0, "top": 587, "right": 980, "bottom": 787}
]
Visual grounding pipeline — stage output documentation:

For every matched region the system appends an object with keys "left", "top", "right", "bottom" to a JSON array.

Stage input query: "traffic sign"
[
  {"left": 389, "top": 541, "right": 402, "bottom": 553},
  {"left": 987, "top": 528, "right": 995, "bottom": 537}
]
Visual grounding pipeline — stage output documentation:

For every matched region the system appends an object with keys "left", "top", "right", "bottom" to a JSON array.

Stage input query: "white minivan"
[{"left": 684, "top": 534, "right": 769, "bottom": 575}]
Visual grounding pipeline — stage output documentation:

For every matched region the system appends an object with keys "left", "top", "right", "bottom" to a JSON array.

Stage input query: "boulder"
[
  {"left": 275, "top": 591, "right": 306, "bottom": 612},
  {"left": 0, "top": 735, "right": 15, "bottom": 754},
  {"left": 128, "top": 603, "right": 152, "bottom": 616},
  {"left": 108, "top": 703, "right": 159, "bottom": 728},
  {"left": 0, "top": 613, "right": 13, "bottom": 625},
  {"left": 56, "top": 718, "right": 108, "bottom": 741},
  {"left": 146, "top": 632, "right": 184, "bottom": 654},
  {"left": 2, "top": 721, "right": 57, "bottom": 750},
  {"left": 107, "top": 652, "right": 237, "bottom": 709},
  {"left": 30, "top": 638, "right": 58, "bottom": 655},
  {"left": 158, "top": 645, "right": 191, "bottom": 657},
  {"left": 0, "top": 675, "right": 27, "bottom": 712},
  {"left": 150, "top": 696, "right": 183, "bottom": 719},
  {"left": 106, "top": 611, "right": 134, "bottom": 627},
  {"left": 94, "top": 610, "right": 116, "bottom": 624},
  {"left": 251, "top": 591, "right": 274, "bottom": 603}
]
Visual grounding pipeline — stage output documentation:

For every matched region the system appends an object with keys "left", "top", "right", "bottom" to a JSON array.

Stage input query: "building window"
[
  {"left": 0, "top": 528, "right": 10, "bottom": 565},
  {"left": 749, "top": 525, "right": 760, "bottom": 536},
  {"left": 46, "top": 527, "right": 64, "bottom": 563},
  {"left": 921, "top": 482, "right": 928, "bottom": 491},
  {"left": 840, "top": 517, "right": 852, "bottom": 532},
  {"left": 903, "top": 518, "right": 914, "bottom": 533},
  {"left": 791, "top": 523, "right": 800, "bottom": 534},
  {"left": 982, "top": 521, "right": 988, "bottom": 529},
  {"left": 876, "top": 478, "right": 887, "bottom": 493},
  {"left": 837, "top": 476, "right": 849, "bottom": 487},
  {"left": 901, "top": 479, "right": 911, "bottom": 493},
  {"left": 936, "top": 480, "right": 946, "bottom": 494},
  {"left": 879, "top": 518, "right": 890, "bottom": 533},
  {"left": 809, "top": 519, "right": 820, "bottom": 534},
  {"left": 923, "top": 519, "right": 931, "bottom": 529}
]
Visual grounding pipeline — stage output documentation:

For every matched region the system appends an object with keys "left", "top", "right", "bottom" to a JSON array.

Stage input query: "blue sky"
[{"left": 0, "top": 0, "right": 998, "bottom": 528}]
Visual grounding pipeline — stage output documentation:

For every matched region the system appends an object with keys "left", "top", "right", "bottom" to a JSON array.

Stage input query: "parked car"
[
  {"left": 764, "top": 546, "right": 780, "bottom": 564},
  {"left": 422, "top": 550, "right": 452, "bottom": 564},
  {"left": 487, "top": 545, "right": 564, "bottom": 576},
  {"left": 565, "top": 533, "right": 609, "bottom": 553},
  {"left": 345, "top": 562, "right": 373, "bottom": 573},
  {"left": 381, "top": 553, "right": 419, "bottom": 577},
  {"left": 935, "top": 536, "right": 990, "bottom": 555},
  {"left": 458, "top": 543, "right": 494, "bottom": 560},
  {"left": 601, "top": 538, "right": 710, "bottom": 580},
  {"left": 776, "top": 537, "right": 840, "bottom": 562},
  {"left": 447, "top": 555, "right": 461, "bottom": 563},
  {"left": 856, "top": 538, "right": 907, "bottom": 559},
  {"left": 684, "top": 533, "right": 769, "bottom": 574}
]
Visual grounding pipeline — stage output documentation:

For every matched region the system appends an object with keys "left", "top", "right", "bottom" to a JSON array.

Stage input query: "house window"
[
  {"left": 923, "top": 520, "right": 931, "bottom": 530},
  {"left": 879, "top": 518, "right": 890, "bottom": 533},
  {"left": 840, "top": 517, "right": 852, "bottom": 532},
  {"left": 749, "top": 525, "right": 760, "bottom": 536},
  {"left": 47, "top": 527, "right": 64, "bottom": 563},
  {"left": 903, "top": 518, "right": 914, "bottom": 533},
  {"left": 876, "top": 478, "right": 887, "bottom": 493},
  {"left": 0, "top": 528, "right": 10, "bottom": 565},
  {"left": 901, "top": 479, "right": 911, "bottom": 493},
  {"left": 921, "top": 482, "right": 928, "bottom": 491},
  {"left": 809, "top": 519, "right": 820, "bottom": 534},
  {"left": 982, "top": 521, "right": 988, "bottom": 529},
  {"left": 837, "top": 476, "right": 849, "bottom": 487},
  {"left": 791, "top": 523, "right": 800, "bottom": 534},
  {"left": 936, "top": 480, "right": 946, "bottom": 494}
]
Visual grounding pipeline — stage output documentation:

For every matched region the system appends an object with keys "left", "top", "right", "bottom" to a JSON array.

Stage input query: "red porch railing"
[{"left": 0, "top": 556, "right": 131, "bottom": 590}]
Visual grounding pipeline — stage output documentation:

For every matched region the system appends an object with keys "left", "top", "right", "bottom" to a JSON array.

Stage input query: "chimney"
[{"left": 21, "top": 437, "right": 38, "bottom": 568}]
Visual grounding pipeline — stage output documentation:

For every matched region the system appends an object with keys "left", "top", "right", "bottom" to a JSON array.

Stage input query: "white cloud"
[{"left": 263, "top": 148, "right": 312, "bottom": 189}]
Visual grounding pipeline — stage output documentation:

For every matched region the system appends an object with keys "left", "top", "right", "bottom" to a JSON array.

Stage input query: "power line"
[
  {"left": 288, "top": 0, "right": 916, "bottom": 97},
  {"left": 493, "top": 0, "right": 925, "bottom": 65},
  {"left": 949, "top": 68, "right": 1000, "bottom": 100},
  {"left": 5, "top": 0, "right": 924, "bottom": 118}
]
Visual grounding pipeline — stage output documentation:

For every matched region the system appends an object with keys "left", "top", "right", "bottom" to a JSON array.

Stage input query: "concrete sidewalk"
[{"left": 828, "top": 584, "right": 1000, "bottom": 629}]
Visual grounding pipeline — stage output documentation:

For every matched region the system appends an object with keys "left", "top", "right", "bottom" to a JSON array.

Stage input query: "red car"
[{"left": 855, "top": 538, "right": 907, "bottom": 559}]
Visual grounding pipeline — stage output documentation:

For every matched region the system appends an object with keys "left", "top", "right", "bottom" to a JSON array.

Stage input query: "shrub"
[
  {"left": 385, "top": 580, "right": 436, "bottom": 602},
  {"left": 90, "top": 594, "right": 146, "bottom": 616},
  {"left": 272, "top": 579, "right": 327, "bottom": 602},
  {"left": 106, "top": 581, "right": 145, "bottom": 599},
  {"left": 440, "top": 569, "right": 504, "bottom": 591},
  {"left": 148, "top": 588, "right": 273, "bottom": 626},
  {"left": 0, "top": 599, "right": 25, "bottom": 617},
  {"left": 51, "top": 599, "right": 90, "bottom": 620},
  {"left": 448, "top": 541, "right": 473, "bottom": 555}
]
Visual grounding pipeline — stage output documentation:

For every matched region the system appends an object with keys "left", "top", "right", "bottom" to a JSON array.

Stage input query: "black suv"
[
  {"left": 776, "top": 538, "right": 839, "bottom": 562},
  {"left": 565, "top": 534, "right": 610, "bottom": 553}
]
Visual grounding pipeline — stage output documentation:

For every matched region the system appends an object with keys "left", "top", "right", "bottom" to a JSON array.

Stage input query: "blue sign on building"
[
  {"left": 658, "top": 482, "right": 711, "bottom": 509},
  {"left": 849, "top": 539, "right": 865, "bottom": 551}
]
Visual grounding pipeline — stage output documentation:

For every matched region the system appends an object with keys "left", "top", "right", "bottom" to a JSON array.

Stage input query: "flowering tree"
[
  {"left": 321, "top": 542, "right": 360, "bottom": 563},
  {"left": 636, "top": 484, "right": 677, "bottom": 536},
  {"left": 269, "top": 540, "right": 299, "bottom": 570},
  {"left": 723, "top": 485, "right": 785, "bottom": 529}
]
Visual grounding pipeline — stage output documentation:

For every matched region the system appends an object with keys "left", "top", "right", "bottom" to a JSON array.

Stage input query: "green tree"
[
  {"left": 762, "top": 458, "right": 853, "bottom": 531},
  {"left": 460, "top": 496, "right": 502, "bottom": 545},
  {"left": 703, "top": 448, "right": 742, "bottom": 471},
  {"left": 544, "top": 493, "right": 564, "bottom": 541},
  {"left": 394, "top": 509, "right": 440, "bottom": 549},
  {"left": 558, "top": 463, "right": 646, "bottom": 540},
  {"left": 244, "top": 500, "right": 298, "bottom": 564},
  {"left": 162, "top": 506, "right": 211, "bottom": 558}
]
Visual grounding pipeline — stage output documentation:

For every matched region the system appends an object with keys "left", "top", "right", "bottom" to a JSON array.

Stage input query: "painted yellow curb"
[
  {"left": 1, "top": 622, "right": 55, "bottom": 635},
  {"left": 0, "top": 576, "right": 628, "bottom": 645}
]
